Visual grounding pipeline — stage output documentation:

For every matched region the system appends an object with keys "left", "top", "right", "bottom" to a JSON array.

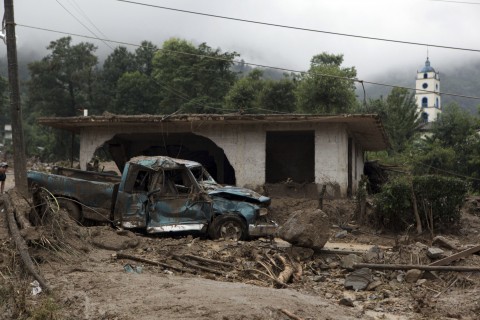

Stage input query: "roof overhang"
[{"left": 37, "top": 113, "right": 389, "bottom": 151}]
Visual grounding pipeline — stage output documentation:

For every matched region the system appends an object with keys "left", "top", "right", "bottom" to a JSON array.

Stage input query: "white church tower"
[{"left": 415, "top": 57, "right": 441, "bottom": 123}]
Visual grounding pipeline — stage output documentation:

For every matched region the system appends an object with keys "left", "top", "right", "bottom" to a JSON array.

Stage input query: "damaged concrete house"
[{"left": 37, "top": 113, "right": 388, "bottom": 198}]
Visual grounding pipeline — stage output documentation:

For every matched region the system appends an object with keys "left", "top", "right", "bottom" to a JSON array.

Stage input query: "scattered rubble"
[{"left": 1, "top": 188, "right": 480, "bottom": 319}]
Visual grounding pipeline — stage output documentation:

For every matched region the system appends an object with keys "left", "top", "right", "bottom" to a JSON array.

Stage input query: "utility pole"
[{"left": 4, "top": 0, "right": 28, "bottom": 196}]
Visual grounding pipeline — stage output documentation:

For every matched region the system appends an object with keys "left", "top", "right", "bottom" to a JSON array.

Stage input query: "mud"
[{"left": 1, "top": 167, "right": 480, "bottom": 319}]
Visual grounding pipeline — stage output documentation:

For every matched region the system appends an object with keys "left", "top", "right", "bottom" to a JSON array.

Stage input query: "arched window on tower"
[
  {"left": 422, "top": 97, "right": 428, "bottom": 107},
  {"left": 423, "top": 73, "right": 428, "bottom": 79},
  {"left": 436, "top": 98, "right": 439, "bottom": 108},
  {"left": 421, "top": 112, "right": 429, "bottom": 123}
]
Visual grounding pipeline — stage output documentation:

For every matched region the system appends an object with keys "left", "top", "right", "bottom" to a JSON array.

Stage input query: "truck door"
[
  {"left": 145, "top": 167, "right": 212, "bottom": 233},
  {"left": 113, "top": 165, "right": 151, "bottom": 228}
]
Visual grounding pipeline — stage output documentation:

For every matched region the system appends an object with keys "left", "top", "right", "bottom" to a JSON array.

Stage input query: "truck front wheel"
[
  {"left": 212, "top": 214, "right": 247, "bottom": 241},
  {"left": 58, "top": 199, "right": 83, "bottom": 224}
]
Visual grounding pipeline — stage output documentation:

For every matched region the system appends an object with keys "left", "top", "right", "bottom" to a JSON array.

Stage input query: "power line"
[
  {"left": 116, "top": 0, "right": 480, "bottom": 54},
  {"left": 65, "top": 0, "right": 111, "bottom": 40},
  {"left": 16, "top": 24, "right": 480, "bottom": 102},
  {"left": 55, "top": 0, "right": 113, "bottom": 50},
  {"left": 429, "top": 0, "right": 480, "bottom": 4}
]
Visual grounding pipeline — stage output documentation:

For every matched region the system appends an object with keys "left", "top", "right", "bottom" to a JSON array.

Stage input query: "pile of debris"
[{"left": 2, "top": 189, "right": 480, "bottom": 319}]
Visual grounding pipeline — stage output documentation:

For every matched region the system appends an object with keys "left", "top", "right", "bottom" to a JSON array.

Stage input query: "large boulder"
[{"left": 278, "top": 209, "right": 330, "bottom": 251}]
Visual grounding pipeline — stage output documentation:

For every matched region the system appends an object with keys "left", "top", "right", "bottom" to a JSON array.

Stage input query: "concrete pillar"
[{"left": 314, "top": 124, "right": 348, "bottom": 197}]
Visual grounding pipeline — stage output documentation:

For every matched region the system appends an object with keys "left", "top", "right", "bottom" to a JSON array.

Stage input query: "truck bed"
[{"left": 28, "top": 168, "right": 121, "bottom": 221}]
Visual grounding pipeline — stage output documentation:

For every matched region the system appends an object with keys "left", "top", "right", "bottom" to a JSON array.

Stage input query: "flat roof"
[{"left": 37, "top": 113, "right": 389, "bottom": 151}]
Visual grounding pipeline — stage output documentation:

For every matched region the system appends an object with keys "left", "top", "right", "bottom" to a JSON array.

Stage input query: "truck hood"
[{"left": 202, "top": 183, "right": 271, "bottom": 206}]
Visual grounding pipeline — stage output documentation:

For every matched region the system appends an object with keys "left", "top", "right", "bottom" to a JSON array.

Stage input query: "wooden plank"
[{"left": 429, "top": 245, "right": 480, "bottom": 266}]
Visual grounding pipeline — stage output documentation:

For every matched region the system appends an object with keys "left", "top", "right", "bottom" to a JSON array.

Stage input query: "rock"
[
  {"left": 340, "top": 254, "right": 362, "bottom": 270},
  {"left": 405, "top": 269, "right": 422, "bottom": 283},
  {"left": 427, "top": 247, "right": 445, "bottom": 259},
  {"left": 335, "top": 230, "right": 348, "bottom": 239},
  {"left": 278, "top": 209, "right": 330, "bottom": 250},
  {"left": 416, "top": 279, "right": 427, "bottom": 286},
  {"left": 366, "top": 280, "right": 382, "bottom": 291},
  {"left": 339, "top": 297, "right": 355, "bottom": 307},
  {"left": 432, "top": 236, "right": 458, "bottom": 250},
  {"left": 344, "top": 268, "right": 372, "bottom": 291},
  {"left": 285, "top": 246, "right": 314, "bottom": 261},
  {"left": 363, "top": 245, "right": 384, "bottom": 262},
  {"left": 312, "top": 275, "right": 327, "bottom": 282},
  {"left": 415, "top": 242, "right": 428, "bottom": 250},
  {"left": 273, "top": 238, "right": 292, "bottom": 248}
]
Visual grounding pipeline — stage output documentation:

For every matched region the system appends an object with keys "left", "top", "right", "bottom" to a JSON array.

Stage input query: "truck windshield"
[{"left": 189, "top": 166, "right": 216, "bottom": 184}]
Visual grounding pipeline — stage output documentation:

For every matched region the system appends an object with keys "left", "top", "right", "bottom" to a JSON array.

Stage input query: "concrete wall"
[
  {"left": 79, "top": 127, "right": 116, "bottom": 170},
  {"left": 78, "top": 121, "right": 365, "bottom": 198},
  {"left": 195, "top": 124, "right": 266, "bottom": 188}
]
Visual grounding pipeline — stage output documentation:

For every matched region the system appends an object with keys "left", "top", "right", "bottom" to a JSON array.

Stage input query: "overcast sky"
[{"left": 4, "top": 0, "right": 480, "bottom": 81}]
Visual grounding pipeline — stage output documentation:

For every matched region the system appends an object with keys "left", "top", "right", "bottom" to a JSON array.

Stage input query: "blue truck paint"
[{"left": 27, "top": 156, "right": 277, "bottom": 239}]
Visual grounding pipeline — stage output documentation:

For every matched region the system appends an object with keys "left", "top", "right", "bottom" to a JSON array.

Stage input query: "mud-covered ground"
[{"left": 1, "top": 165, "right": 480, "bottom": 319}]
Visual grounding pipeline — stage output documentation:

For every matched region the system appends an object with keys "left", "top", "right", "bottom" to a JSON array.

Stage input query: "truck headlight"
[{"left": 258, "top": 208, "right": 268, "bottom": 216}]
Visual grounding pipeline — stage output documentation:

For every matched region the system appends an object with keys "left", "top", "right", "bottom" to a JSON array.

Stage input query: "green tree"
[
  {"left": 115, "top": 71, "right": 161, "bottom": 114},
  {"left": 365, "top": 87, "right": 420, "bottom": 154},
  {"left": 135, "top": 41, "right": 158, "bottom": 76},
  {"left": 259, "top": 77, "right": 297, "bottom": 113},
  {"left": 152, "top": 38, "right": 238, "bottom": 113},
  {"left": 26, "top": 37, "right": 98, "bottom": 160},
  {"left": 296, "top": 52, "right": 357, "bottom": 114},
  {"left": 432, "top": 103, "right": 476, "bottom": 148},
  {"left": 27, "top": 37, "right": 98, "bottom": 117},
  {"left": 97, "top": 46, "right": 137, "bottom": 112},
  {"left": 224, "top": 69, "right": 264, "bottom": 113}
]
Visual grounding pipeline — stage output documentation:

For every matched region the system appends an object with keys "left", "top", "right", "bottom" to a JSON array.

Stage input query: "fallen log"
[
  {"left": 3, "top": 195, "right": 50, "bottom": 292},
  {"left": 353, "top": 263, "right": 480, "bottom": 272},
  {"left": 5, "top": 190, "right": 31, "bottom": 229},
  {"left": 319, "top": 248, "right": 368, "bottom": 255},
  {"left": 172, "top": 255, "right": 224, "bottom": 275},
  {"left": 429, "top": 245, "right": 480, "bottom": 266},
  {"left": 114, "top": 252, "right": 189, "bottom": 273},
  {"left": 182, "top": 254, "right": 235, "bottom": 268}
]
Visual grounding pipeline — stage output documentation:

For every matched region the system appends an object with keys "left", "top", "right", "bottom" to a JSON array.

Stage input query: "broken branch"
[
  {"left": 275, "top": 254, "right": 294, "bottom": 284},
  {"left": 244, "top": 268, "right": 286, "bottom": 287},
  {"left": 182, "top": 254, "right": 235, "bottom": 268},
  {"left": 172, "top": 255, "right": 224, "bottom": 275},
  {"left": 353, "top": 263, "right": 480, "bottom": 272},
  {"left": 280, "top": 308, "right": 305, "bottom": 320},
  {"left": 114, "top": 252, "right": 189, "bottom": 273},
  {"left": 4, "top": 195, "right": 50, "bottom": 292}
]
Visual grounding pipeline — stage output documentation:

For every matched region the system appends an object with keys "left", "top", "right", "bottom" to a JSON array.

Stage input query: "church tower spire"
[{"left": 415, "top": 57, "right": 441, "bottom": 123}]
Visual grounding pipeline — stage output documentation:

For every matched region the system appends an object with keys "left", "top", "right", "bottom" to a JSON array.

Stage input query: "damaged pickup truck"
[{"left": 27, "top": 156, "right": 277, "bottom": 241}]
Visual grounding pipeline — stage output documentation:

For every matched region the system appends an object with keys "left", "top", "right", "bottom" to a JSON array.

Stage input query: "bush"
[
  {"left": 374, "top": 175, "right": 467, "bottom": 233},
  {"left": 413, "top": 175, "right": 467, "bottom": 232},
  {"left": 373, "top": 176, "right": 413, "bottom": 232}
]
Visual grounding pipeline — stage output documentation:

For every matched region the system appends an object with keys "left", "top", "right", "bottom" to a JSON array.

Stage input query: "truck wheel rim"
[{"left": 220, "top": 222, "right": 241, "bottom": 241}]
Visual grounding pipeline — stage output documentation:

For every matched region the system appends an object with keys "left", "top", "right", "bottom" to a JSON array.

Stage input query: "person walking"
[{"left": 0, "top": 163, "right": 8, "bottom": 194}]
